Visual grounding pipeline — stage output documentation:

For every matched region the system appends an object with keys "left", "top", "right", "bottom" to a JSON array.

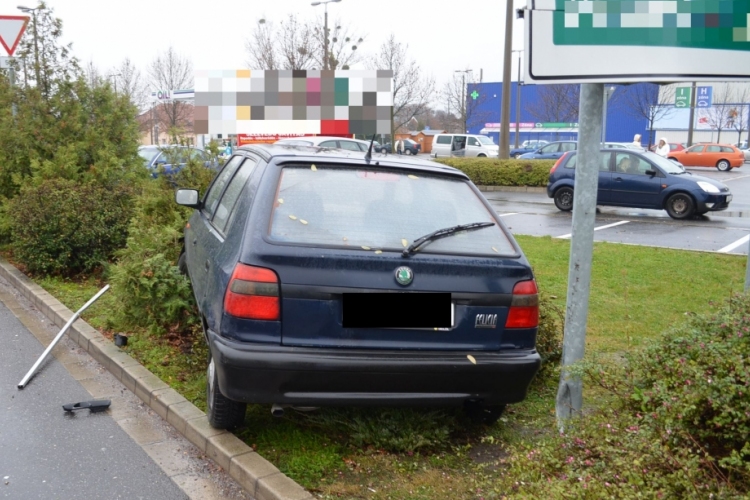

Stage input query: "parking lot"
[{"left": 484, "top": 166, "right": 750, "bottom": 255}]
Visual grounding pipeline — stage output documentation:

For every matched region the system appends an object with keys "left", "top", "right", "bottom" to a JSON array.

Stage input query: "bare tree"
[
  {"left": 369, "top": 34, "right": 434, "bottom": 139},
  {"left": 527, "top": 85, "right": 579, "bottom": 122},
  {"left": 83, "top": 59, "right": 103, "bottom": 88},
  {"left": 113, "top": 58, "right": 148, "bottom": 111},
  {"left": 441, "top": 72, "right": 492, "bottom": 133},
  {"left": 311, "top": 16, "right": 364, "bottom": 70},
  {"left": 245, "top": 14, "right": 363, "bottom": 71},
  {"left": 148, "top": 47, "right": 193, "bottom": 135},
  {"left": 728, "top": 87, "right": 750, "bottom": 146},
  {"left": 621, "top": 83, "right": 674, "bottom": 148},
  {"left": 703, "top": 84, "right": 737, "bottom": 143}
]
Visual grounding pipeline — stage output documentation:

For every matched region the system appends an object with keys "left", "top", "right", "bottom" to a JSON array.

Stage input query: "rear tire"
[
  {"left": 177, "top": 252, "right": 188, "bottom": 276},
  {"left": 405, "top": 150, "right": 413, "bottom": 155},
  {"left": 665, "top": 193, "right": 695, "bottom": 219},
  {"left": 717, "top": 159, "right": 731, "bottom": 171},
  {"left": 206, "top": 352, "right": 247, "bottom": 429},
  {"left": 514, "top": 153, "right": 523, "bottom": 159},
  {"left": 464, "top": 401, "right": 506, "bottom": 424},
  {"left": 554, "top": 187, "right": 574, "bottom": 211}
]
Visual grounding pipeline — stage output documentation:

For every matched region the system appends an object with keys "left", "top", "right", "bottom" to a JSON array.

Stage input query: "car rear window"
[
  {"left": 268, "top": 165, "right": 515, "bottom": 256},
  {"left": 721, "top": 146, "right": 735, "bottom": 153}
]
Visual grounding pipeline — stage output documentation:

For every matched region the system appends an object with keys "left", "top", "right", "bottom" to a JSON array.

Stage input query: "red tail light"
[
  {"left": 550, "top": 152, "right": 569, "bottom": 174},
  {"left": 224, "top": 264, "right": 280, "bottom": 320},
  {"left": 505, "top": 280, "right": 539, "bottom": 329}
]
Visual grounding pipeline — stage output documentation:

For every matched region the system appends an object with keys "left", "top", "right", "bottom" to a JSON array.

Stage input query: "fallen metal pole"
[{"left": 18, "top": 284, "right": 110, "bottom": 389}]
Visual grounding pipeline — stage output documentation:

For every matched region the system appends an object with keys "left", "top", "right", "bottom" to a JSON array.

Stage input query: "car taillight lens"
[
  {"left": 550, "top": 153, "right": 568, "bottom": 174},
  {"left": 224, "top": 264, "right": 280, "bottom": 320},
  {"left": 505, "top": 280, "right": 539, "bottom": 328}
]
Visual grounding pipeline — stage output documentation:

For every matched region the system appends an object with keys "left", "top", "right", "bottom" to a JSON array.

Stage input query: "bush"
[
  {"left": 433, "top": 157, "right": 555, "bottom": 187},
  {"left": 8, "top": 178, "right": 134, "bottom": 276},
  {"left": 537, "top": 294, "right": 564, "bottom": 374},
  {"left": 627, "top": 292, "right": 750, "bottom": 473},
  {"left": 107, "top": 159, "right": 217, "bottom": 337}
]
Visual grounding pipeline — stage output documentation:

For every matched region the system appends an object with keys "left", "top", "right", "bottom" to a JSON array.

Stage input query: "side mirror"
[
  {"left": 175, "top": 189, "right": 202, "bottom": 209},
  {"left": 645, "top": 169, "right": 656, "bottom": 176},
  {"left": 154, "top": 157, "right": 167, "bottom": 165}
]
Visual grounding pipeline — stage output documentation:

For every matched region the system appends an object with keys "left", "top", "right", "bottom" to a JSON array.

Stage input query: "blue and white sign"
[{"left": 696, "top": 86, "right": 713, "bottom": 108}]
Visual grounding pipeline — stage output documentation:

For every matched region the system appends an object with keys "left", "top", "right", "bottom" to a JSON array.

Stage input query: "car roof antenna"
[{"left": 364, "top": 134, "right": 376, "bottom": 163}]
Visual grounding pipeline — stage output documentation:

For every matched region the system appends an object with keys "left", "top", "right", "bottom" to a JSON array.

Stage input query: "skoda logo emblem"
[{"left": 395, "top": 266, "right": 414, "bottom": 286}]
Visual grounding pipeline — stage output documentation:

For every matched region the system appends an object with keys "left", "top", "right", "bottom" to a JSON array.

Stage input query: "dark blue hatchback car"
[
  {"left": 547, "top": 149, "right": 732, "bottom": 219},
  {"left": 175, "top": 143, "right": 541, "bottom": 429}
]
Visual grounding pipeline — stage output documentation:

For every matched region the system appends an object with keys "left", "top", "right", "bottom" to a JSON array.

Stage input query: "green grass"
[{"left": 36, "top": 237, "right": 748, "bottom": 498}]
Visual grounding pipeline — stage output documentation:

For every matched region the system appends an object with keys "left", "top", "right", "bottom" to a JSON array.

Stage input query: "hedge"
[{"left": 433, "top": 157, "right": 555, "bottom": 187}]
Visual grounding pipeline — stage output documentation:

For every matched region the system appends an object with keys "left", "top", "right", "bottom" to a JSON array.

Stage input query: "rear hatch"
[{"left": 257, "top": 163, "right": 537, "bottom": 351}]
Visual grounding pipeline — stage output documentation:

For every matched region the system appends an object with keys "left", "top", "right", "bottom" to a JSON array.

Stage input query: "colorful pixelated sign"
[
  {"left": 194, "top": 70, "right": 393, "bottom": 136},
  {"left": 237, "top": 133, "right": 313, "bottom": 145},
  {"left": 523, "top": 0, "right": 750, "bottom": 83}
]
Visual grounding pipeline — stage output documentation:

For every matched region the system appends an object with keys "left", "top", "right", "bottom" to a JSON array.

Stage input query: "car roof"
[
  {"left": 275, "top": 136, "right": 370, "bottom": 146},
  {"left": 236, "top": 143, "right": 468, "bottom": 179}
]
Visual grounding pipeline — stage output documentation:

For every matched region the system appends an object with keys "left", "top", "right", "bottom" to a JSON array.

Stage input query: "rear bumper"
[{"left": 208, "top": 330, "right": 541, "bottom": 406}]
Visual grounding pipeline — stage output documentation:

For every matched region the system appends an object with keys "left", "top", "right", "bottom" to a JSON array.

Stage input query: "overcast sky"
[{"left": 20, "top": 0, "right": 526, "bottom": 97}]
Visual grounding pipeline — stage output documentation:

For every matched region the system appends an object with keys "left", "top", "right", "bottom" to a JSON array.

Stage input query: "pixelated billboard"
[{"left": 194, "top": 70, "right": 393, "bottom": 136}]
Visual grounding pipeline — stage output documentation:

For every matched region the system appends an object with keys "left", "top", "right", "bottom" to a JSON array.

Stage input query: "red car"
[{"left": 668, "top": 143, "right": 744, "bottom": 171}]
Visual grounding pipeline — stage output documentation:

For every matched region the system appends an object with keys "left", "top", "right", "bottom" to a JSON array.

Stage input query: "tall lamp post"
[
  {"left": 17, "top": 4, "right": 41, "bottom": 88},
  {"left": 455, "top": 69, "right": 472, "bottom": 132},
  {"left": 512, "top": 49, "right": 523, "bottom": 149},
  {"left": 311, "top": 0, "right": 342, "bottom": 71}
]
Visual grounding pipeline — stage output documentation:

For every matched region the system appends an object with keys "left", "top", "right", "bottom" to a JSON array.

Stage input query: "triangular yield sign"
[{"left": 0, "top": 16, "right": 29, "bottom": 57}]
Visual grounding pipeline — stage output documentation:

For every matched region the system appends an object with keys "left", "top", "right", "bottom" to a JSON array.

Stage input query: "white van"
[{"left": 431, "top": 134, "right": 499, "bottom": 158}]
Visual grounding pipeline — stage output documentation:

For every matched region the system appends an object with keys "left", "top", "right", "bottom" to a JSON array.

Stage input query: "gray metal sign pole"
[
  {"left": 745, "top": 237, "right": 750, "bottom": 291},
  {"left": 555, "top": 83, "right": 603, "bottom": 429}
]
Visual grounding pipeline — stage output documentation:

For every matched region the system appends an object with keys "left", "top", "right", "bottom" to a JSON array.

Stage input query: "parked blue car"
[
  {"left": 547, "top": 148, "right": 732, "bottom": 219},
  {"left": 509, "top": 140, "right": 549, "bottom": 159},
  {"left": 138, "top": 145, "right": 217, "bottom": 178},
  {"left": 519, "top": 141, "right": 577, "bottom": 160},
  {"left": 175, "top": 143, "right": 541, "bottom": 429}
]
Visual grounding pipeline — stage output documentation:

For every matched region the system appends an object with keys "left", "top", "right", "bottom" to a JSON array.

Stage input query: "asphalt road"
[
  {"left": 0, "top": 276, "right": 250, "bottom": 500},
  {"left": 485, "top": 165, "right": 750, "bottom": 255}
]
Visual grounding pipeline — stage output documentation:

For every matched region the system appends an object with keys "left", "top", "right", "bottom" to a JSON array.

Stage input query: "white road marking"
[
  {"left": 718, "top": 234, "right": 750, "bottom": 253},
  {"left": 556, "top": 220, "right": 630, "bottom": 239},
  {"left": 719, "top": 174, "right": 750, "bottom": 182},
  {"left": 498, "top": 212, "right": 519, "bottom": 217}
]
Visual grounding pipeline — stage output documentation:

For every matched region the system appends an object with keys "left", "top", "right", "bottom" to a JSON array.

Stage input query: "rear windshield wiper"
[{"left": 402, "top": 222, "right": 495, "bottom": 257}]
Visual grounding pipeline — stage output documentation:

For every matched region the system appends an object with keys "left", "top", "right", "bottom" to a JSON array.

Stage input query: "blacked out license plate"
[{"left": 342, "top": 293, "right": 453, "bottom": 329}]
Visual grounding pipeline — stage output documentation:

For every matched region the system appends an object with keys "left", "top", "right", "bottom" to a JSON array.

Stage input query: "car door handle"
[
  {"left": 192, "top": 239, "right": 197, "bottom": 245},
  {"left": 205, "top": 260, "right": 210, "bottom": 271}
]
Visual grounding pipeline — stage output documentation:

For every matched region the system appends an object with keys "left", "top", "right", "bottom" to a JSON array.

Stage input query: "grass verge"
[{"left": 34, "top": 236, "right": 747, "bottom": 498}]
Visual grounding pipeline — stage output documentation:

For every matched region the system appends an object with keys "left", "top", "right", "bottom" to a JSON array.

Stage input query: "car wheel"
[
  {"left": 477, "top": 154, "right": 487, "bottom": 158},
  {"left": 554, "top": 187, "right": 574, "bottom": 211},
  {"left": 716, "top": 159, "right": 732, "bottom": 171},
  {"left": 177, "top": 252, "right": 188, "bottom": 276},
  {"left": 405, "top": 150, "right": 413, "bottom": 155},
  {"left": 206, "top": 351, "right": 247, "bottom": 429},
  {"left": 464, "top": 401, "right": 506, "bottom": 425},
  {"left": 514, "top": 153, "right": 523, "bottom": 159},
  {"left": 665, "top": 193, "right": 695, "bottom": 220}
]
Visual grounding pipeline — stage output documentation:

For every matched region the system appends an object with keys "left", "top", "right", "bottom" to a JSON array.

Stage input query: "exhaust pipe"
[{"left": 271, "top": 404, "right": 286, "bottom": 417}]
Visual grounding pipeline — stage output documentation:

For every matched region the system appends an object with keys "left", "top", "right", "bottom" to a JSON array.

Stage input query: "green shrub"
[
  {"left": 627, "top": 292, "right": 750, "bottom": 473},
  {"left": 8, "top": 178, "right": 134, "bottom": 276},
  {"left": 107, "top": 159, "right": 217, "bottom": 337},
  {"left": 107, "top": 224, "right": 197, "bottom": 335},
  {"left": 433, "top": 157, "right": 555, "bottom": 187},
  {"left": 537, "top": 294, "right": 564, "bottom": 374}
]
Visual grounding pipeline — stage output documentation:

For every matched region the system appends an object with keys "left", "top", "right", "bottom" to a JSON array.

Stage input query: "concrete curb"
[
  {"left": 0, "top": 257, "right": 314, "bottom": 500},
  {"left": 477, "top": 185, "right": 546, "bottom": 193}
]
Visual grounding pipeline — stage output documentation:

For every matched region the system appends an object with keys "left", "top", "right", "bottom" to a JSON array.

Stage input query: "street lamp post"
[
  {"left": 455, "top": 69, "right": 472, "bottom": 133},
  {"left": 311, "top": 0, "right": 342, "bottom": 71},
  {"left": 17, "top": 5, "right": 41, "bottom": 89},
  {"left": 512, "top": 49, "right": 523, "bottom": 149}
]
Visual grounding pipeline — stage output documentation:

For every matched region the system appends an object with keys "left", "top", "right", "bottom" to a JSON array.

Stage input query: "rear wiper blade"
[{"left": 402, "top": 222, "right": 495, "bottom": 257}]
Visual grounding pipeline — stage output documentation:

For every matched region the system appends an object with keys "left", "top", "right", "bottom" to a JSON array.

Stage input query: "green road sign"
[
  {"left": 675, "top": 86, "right": 692, "bottom": 108},
  {"left": 554, "top": 0, "right": 750, "bottom": 52}
]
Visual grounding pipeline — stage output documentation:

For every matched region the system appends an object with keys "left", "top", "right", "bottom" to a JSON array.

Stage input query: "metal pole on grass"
[
  {"left": 555, "top": 83, "right": 603, "bottom": 429},
  {"left": 498, "top": 0, "right": 513, "bottom": 159},
  {"left": 18, "top": 285, "right": 110, "bottom": 389},
  {"left": 745, "top": 237, "right": 750, "bottom": 291}
]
